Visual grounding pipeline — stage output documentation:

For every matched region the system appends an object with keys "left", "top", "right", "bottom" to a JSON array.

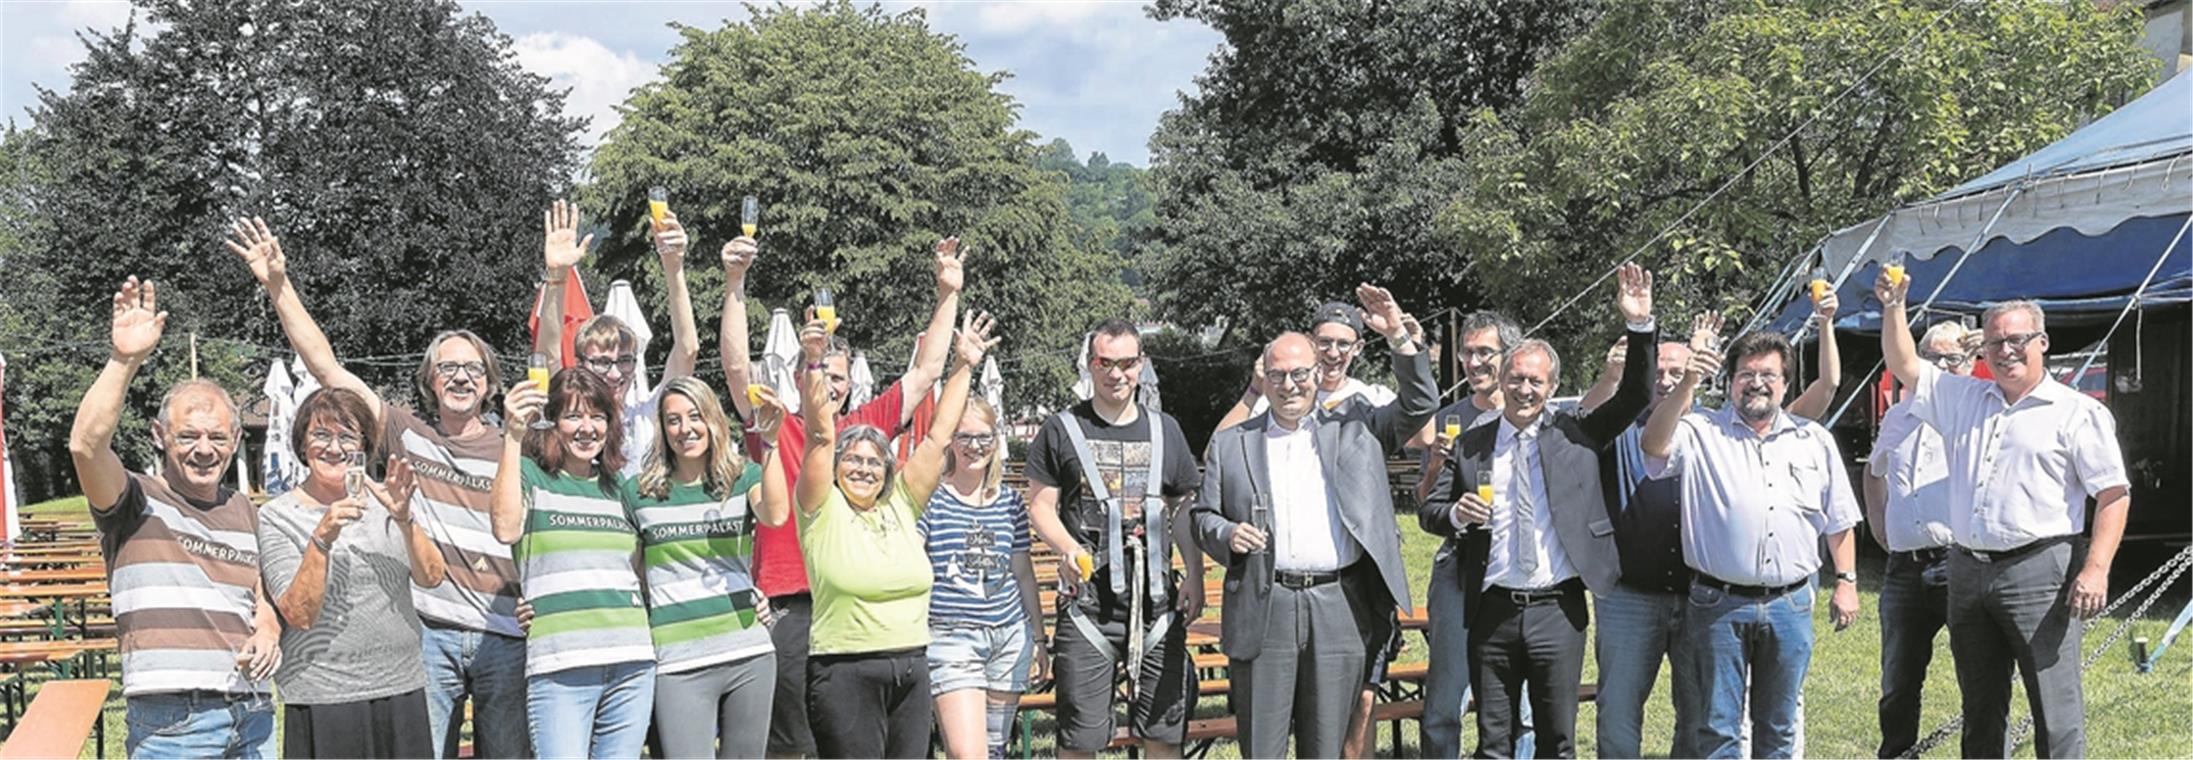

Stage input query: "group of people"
[{"left": 66, "top": 195, "right": 2129, "bottom": 760}]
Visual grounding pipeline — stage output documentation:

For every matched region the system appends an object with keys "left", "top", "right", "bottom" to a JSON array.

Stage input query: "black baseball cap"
[{"left": 1311, "top": 301, "right": 1363, "bottom": 335}]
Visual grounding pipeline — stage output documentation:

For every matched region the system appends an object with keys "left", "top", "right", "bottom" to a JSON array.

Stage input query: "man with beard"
[
  {"left": 231, "top": 218, "right": 530, "bottom": 757},
  {"left": 1192, "top": 284, "right": 1434, "bottom": 758},
  {"left": 1865, "top": 320, "right": 1975, "bottom": 758},
  {"left": 1641, "top": 330, "right": 1861, "bottom": 759},
  {"left": 1876, "top": 274, "right": 2129, "bottom": 759},
  {"left": 72, "top": 276, "right": 284, "bottom": 758},
  {"left": 1027, "top": 318, "right": 1205, "bottom": 759}
]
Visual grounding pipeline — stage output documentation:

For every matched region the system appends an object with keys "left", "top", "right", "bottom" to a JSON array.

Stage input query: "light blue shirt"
[{"left": 1646, "top": 405, "right": 1861, "bottom": 586}]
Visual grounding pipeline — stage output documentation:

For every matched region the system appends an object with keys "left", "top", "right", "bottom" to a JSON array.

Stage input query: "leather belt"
[
  {"left": 1896, "top": 547, "right": 1950, "bottom": 565},
  {"left": 1958, "top": 536, "right": 2071, "bottom": 563},
  {"left": 1696, "top": 574, "right": 1807, "bottom": 598},
  {"left": 1490, "top": 578, "right": 1583, "bottom": 606},
  {"left": 1275, "top": 569, "right": 1342, "bottom": 589}
]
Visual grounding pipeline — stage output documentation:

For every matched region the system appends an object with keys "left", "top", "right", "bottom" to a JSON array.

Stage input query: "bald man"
[{"left": 1191, "top": 284, "right": 1437, "bottom": 758}]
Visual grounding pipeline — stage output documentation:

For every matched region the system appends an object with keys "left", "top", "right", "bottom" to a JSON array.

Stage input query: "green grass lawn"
[{"left": 17, "top": 496, "right": 2192, "bottom": 758}]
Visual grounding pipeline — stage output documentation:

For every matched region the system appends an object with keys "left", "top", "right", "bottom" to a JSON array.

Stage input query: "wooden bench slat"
[{"left": 1, "top": 679, "right": 110, "bottom": 759}]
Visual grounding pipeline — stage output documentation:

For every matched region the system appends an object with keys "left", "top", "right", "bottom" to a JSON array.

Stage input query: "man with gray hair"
[
  {"left": 1192, "top": 283, "right": 1434, "bottom": 758},
  {"left": 72, "top": 277, "right": 283, "bottom": 757},
  {"left": 1866, "top": 319, "right": 1975, "bottom": 757},
  {"left": 1427, "top": 264, "right": 1658, "bottom": 757},
  {"left": 1876, "top": 275, "right": 2130, "bottom": 759}
]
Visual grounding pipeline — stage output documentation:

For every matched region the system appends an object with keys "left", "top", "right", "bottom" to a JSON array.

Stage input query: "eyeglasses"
[
  {"left": 307, "top": 429, "right": 363, "bottom": 451},
  {"left": 1462, "top": 347, "right": 1504, "bottom": 361},
  {"left": 1733, "top": 371, "right": 1784, "bottom": 386},
  {"left": 583, "top": 356, "right": 639, "bottom": 374},
  {"left": 841, "top": 454, "right": 889, "bottom": 471},
  {"left": 1920, "top": 350, "right": 1973, "bottom": 367},
  {"left": 1262, "top": 367, "right": 1317, "bottom": 388},
  {"left": 1981, "top": 332, "right": 2044, "bottom": 354},
  {"left": 434, "top": 361, "right": 487, "bottom": 379},
  {"left": 951, "top": 433, "right": 996, "bottom": 449},
  {"left": 1312, "top": 338, "right": 1359, "bottom": 353},
  {"left": 1092, "top": 356, "right": 1143, "bottom": 373}
]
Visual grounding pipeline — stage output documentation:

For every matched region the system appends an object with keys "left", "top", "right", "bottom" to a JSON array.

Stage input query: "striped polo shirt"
[
  {"left": 623, "top": 463, "right": 772, "bottom": 673},
  {"left": 384, "top": 406, "right": 522, "bottom": 636},
  {"left": 514, "top": 459, "right": 654, "bottom": 677},
  {"left": 95, "top": 473, "right": 269, "bottom": 697}
]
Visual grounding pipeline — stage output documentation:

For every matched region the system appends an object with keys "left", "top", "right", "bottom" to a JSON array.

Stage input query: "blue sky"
[{"left": 0, "top": 0, "right": 1224, "bottom": 166}]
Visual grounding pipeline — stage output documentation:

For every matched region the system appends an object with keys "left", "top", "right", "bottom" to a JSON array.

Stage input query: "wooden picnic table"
[
  {"left": 0, "top": 603, "right": 41, "bottom": 620},
  {"left": 0, "top": 568, "right": 107, "bottom": 585},
  {"left": 0, "top": 583, "right": 108, "bottom": 602}
]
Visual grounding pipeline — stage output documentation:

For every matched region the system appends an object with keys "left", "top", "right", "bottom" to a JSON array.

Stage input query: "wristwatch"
[{"left": 1834, "top": 571, "right": 1858, "bottom": 585}]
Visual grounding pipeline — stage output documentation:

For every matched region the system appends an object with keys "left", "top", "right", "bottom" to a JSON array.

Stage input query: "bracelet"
[{"left": 311, "top": 534, "right": 334, "bottom": 555}]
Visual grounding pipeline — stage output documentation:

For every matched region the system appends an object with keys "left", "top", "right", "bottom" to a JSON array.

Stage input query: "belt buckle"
[{"left": 1508, "top": 588, "right": 1534, "bottom": 606}]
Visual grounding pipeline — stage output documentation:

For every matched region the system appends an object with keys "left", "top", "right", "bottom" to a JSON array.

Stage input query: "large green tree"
[
  {"left": 1141, "top": 0, "right": 1600, "bottom": 346},
  {"left": 1035, "top": 139, "right": 1154, "bottom": 274},
  {"left": 1437, "top": 0, "right": 2157, "bottom": 355},
  {"left": 0, "top": 0, "right": 583, "bottom": 501},
  {"left": 583, "top": 1, "right": 1130, "bottom": 413}
]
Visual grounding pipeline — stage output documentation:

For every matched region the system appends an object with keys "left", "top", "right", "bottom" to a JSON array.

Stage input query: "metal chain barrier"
[{"left": 1900, "top": 545, "right": 2193, "bottom": 757}]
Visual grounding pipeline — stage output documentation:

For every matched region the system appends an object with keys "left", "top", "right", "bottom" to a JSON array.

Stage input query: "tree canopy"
[{"left": 582, "top": 1, "right": 1131, "bottom": 413}]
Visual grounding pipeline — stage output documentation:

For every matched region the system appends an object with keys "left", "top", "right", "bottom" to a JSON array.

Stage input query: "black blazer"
[{"left": 1423, "top": 327, "right": 1656, "bottom": 621}]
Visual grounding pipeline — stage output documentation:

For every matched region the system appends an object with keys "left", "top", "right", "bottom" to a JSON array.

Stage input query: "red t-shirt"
[{"left": 750, "top": 380, "right": 908, "bottom": 597}]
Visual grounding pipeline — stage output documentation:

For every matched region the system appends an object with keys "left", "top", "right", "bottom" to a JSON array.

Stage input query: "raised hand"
[
  {"left": 504, "top": 380, "right": 548, "bottom": 429},
  {"left": 1687, "top": 312, "right": 1726, "bottom": 354},
  {"left": 953, "top": 310, "right": 1000, "bottom": 368},
  {"left": 543, "top": 199, "right": 593, "bottom": 271},
  {"left": 1603, "top": 337, "right": 1629, "bottom": 376},
  {"left": 1684, "top": 345, "right": 1724, "bottom": 385},
  {"left": 1400, "top": 313, "right": 1427, "bottom": 348},
  {"left": 225, "top": 217, "right": 287, "bottom": 285},
  {"left": 934, "top": 237, "right": 966, "bottom": 296},
  {"left": 1813, "top": 287, "right": 1840, "bottom": 325},
  {"left": 1873, "top": 267, "right": 1908, "bottom": 311},
  {"left": 1615, "top": 262, "right": 1653, "bottom": 323},
  {"left": 109, "top": 277, "right": 168, "bottom": 361},
  {"left": 371, "top": 456, "right": 418, "bottom": 522},
  {"left": 1355, "top": 283, "right": 1407, "bottom": 339},
  {"left": 722, "top": 236, "right": 758, "bottom": 279},
  {"left": 750, "top": 384, "right": 788, "bottom": 439},
  {"left": 798, "top": 308, "right": 830, "bottom": 362},
  {"left": 653, "top": 209, "right": 688, "bottom": 266}
]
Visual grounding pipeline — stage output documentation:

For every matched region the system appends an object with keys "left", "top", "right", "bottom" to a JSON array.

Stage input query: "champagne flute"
[
  {"left": 814, "top": 288, "right": 839, "bottom": 334},
  {"left": 1442, "top": 414, "right": 1462, "bottom": 442},
  {"left": 648, "top": 186, "right": 670, "bottom": 227},
  {"left": 1884, "top": 250, "right": 1907, "bottom": 287},
  {"left": 1473, "top": 467, "right": 1495, "bottom": 525},
  {"left": 527, "top": 353, "right": 554, "bottom": 430},
  {"left": 741, "top": 195, "right": 759, "bottom": 238},
  {"left": 342, "top": 453, "right": 367, "bottom": 525},
  {"left": 1809, "top": 266, "right": 1831, "bottom": 303}
]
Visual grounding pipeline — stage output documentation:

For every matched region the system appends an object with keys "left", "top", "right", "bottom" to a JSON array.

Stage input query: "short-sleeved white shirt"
[
  {"left": 1904, "top": 364, "right": 2129, "bottom": 551},
  {"left": 1646, "top": 405, "right": 1861, "bottom": 586},
  {"left": 1866, "top": 399, "right": 1955, "bottom": 551}
]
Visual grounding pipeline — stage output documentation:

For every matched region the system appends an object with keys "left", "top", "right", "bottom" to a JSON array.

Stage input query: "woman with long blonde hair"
[
  {"left": 625, "top": 375, "right": 782, "bottom": 758},
  {"left": 917, "top": 395, "right": 1047, "bottom": 759}
]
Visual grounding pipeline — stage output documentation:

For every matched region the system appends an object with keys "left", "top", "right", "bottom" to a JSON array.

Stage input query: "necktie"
[{"left": 1512, "top": 428, "right": 1540, "bottom": 577}]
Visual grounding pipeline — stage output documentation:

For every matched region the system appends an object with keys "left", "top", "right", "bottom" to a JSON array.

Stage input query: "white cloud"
[
  {"left": 61, "top": 0, "right": 133, "bottom": 29},
  {"left": 509, "top": 31, "right": 658, "bottom": 147}
]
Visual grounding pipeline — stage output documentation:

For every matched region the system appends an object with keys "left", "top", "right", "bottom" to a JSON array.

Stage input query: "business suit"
[
  {"left": 1192, "top": 345, "right": 1436, "bottom": 758},
  {"left": 1425, "top": 326, "right": 1654, "bottom": 757}
]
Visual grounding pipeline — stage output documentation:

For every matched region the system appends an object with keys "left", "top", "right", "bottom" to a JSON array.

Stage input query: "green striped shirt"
[
  {"left": 623, "top": 463, "right": 773, "bottom": 673},
  {"left": 514, "top": 459, "right": 654, "bottom": 677}
]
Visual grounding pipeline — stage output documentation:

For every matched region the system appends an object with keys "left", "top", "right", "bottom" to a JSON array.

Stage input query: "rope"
[{"left": 1524, "top": 0, "right": 1978, "bottom": 336}]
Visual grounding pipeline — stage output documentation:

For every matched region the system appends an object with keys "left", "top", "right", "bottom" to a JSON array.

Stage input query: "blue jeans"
[
  {"left": 421, "top": 622, "right": 532, "bottom": 759},
  {"left": 527, "top": 660, "right": 657, "bottom": 759},
  {"left": 1594, "top": 583, "right": 1695, "bottom": 759},
  {"left": 1877, "top": 552, "right": 1949, "bottom": 757},
  {"left": 1422, "top": 546, "right": 1532, "bottom": 759},
  {"left": 1679, "top": 578, "right": 1814, "bottom": 759},
  {"left": 124, "top": 691, "right": 275, "bottom": 759}
]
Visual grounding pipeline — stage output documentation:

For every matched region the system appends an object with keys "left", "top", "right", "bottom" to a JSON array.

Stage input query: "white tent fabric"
[
  {"left": 760, "top": 308, "right": 802, "bottom": 411},
  {"left": 602, "top": 280, "right": 657, "bottom": 407},
  {"left": 289, "top": 355, "right": 320, "bottom": 408},
  {"left": 980, "top": 356, "right": 1003, "bottom": 414},
  {"left": 848, "top": 351, "right": 876, "bottom": 408},
  {"left": 1820, "top": 68, "right": 2193, "bottom": 275},
  {"left": 0, "top": 351, "right": 16, "bottom": 542},
  {"left": 261, "top": 360, "right": 302, "bottom": 497}
]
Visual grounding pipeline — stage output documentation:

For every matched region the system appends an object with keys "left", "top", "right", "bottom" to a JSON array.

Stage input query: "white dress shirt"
[
  {"left": 1264, "top": 420, "right": 1361, "bottom": 572},
  {"left": 1905, "top": 364, "right": 2129, "bottom": 551},
  {"left": 1482, "top": 417, "right": 1577, "bottom": 590},
  {"left": 1866, "top": 399, "right": 1954, "bottom": 551},
  {"left": 1646, "top": 405, "right": 1862, "bottom": 587}
]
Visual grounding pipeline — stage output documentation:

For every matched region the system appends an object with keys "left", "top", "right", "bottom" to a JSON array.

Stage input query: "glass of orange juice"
[
  {"left": 1809, "top": 266, "right": 1830, "bottom": 303},
  {"left": 741, "top": 195, "right": 759, "bottom": 238},
  {"left": 1884, "top": 251, "right": 1907, "bottom": 287},
  {"left": 647, "top": 186, "right": 669, "bottom": 227},
  {"left": 1474, "top": 467, "right": 1495, "bottom": 518},
  {"left": 814, "top": 288, "right": 838, "bottom": 334},
  {"left": 527, "top": 353, "right": 554, "bottom": 430},
  {"left": 1442, "top": 414, "right": 1462, "bottom": 441}
]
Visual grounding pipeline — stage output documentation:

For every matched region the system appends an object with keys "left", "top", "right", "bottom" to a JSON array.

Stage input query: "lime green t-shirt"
[{"left": 798, "top": 479, "right": 933, "bottom": 655}]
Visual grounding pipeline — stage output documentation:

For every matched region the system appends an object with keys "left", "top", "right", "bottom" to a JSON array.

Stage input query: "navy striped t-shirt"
[{"left": 918, "top": 484, "right": 1032, "bottom": 627}]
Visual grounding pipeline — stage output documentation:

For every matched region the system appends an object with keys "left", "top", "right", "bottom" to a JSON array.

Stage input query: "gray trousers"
[
  {"left": 653, "top": 651, "right": 777, "bottom": 759},
  {"left": 1230, "top": 578, "right": 1374, "bottom": 759},
  {"left": 1948, "top": 540, "right": 2084, "bottom": 759}
]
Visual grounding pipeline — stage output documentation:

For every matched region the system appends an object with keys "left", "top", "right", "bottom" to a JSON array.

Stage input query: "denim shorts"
[{"left": 926, "top": 621, "right": 1031, "bottom": 695}]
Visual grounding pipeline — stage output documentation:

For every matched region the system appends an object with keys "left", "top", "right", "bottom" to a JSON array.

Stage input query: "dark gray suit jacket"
[
  {"left": 1423, "top": 326, "right": 1655, "bottom": 622},
  {"left": 1192, "top": 348, "right": 1437, "bottom": 661}
]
